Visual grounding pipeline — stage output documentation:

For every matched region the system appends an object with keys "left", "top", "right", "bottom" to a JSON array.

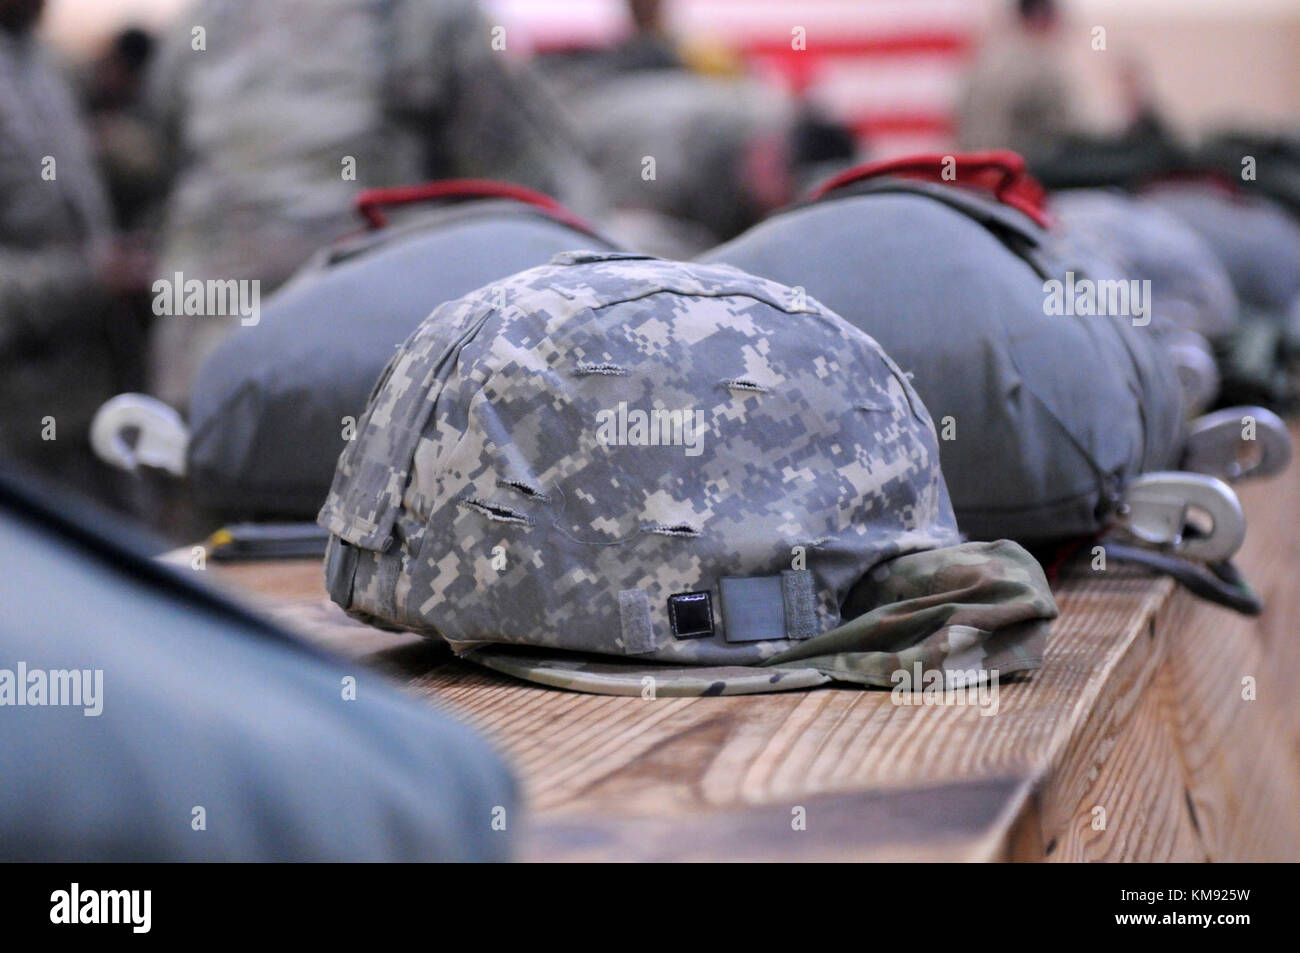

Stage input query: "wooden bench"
[{"left": 210, "top": 449, "right": 1300, "bottom": 862}]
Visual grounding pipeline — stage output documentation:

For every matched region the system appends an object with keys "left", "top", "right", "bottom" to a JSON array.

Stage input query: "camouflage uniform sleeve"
[
  {"left": 763, "top": 540, "right": 1058, "bottom": 688},
  {"left": 142, "top": 6, "right": 196, "bottom": 196},
  {"left": 389, "top": 0, "right": 605, "bottom": 215},
  {"left": 0, "top": 245, "right": 100, "bottom": 352}
]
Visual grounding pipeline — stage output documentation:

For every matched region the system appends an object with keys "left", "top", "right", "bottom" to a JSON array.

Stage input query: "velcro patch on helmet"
[
  {"left": 719, "top": 572, "right": 817, "bottom": 643},
  {"left": 618, "top": 589, "right": 657, "bottom": 655}
]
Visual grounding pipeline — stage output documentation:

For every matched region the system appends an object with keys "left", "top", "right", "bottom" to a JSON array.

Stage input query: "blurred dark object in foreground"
[{"left": 0, "top": 463, "right": 517, "bottom": 861}]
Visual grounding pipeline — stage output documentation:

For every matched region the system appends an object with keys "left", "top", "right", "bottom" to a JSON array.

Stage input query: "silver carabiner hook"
[
  {"left": 1182, "top": 406, "right": 1292, "bottom": 482},
  {"left": 1117, "top": 471, "right": 1246, "bottom": 564}
]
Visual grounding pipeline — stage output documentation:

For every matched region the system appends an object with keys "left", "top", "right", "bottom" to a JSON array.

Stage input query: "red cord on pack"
[
  {"left": 808, "top": 150, "right": 1053, "bottom": 228},
  {"left": 1140, "top": 167, "right": 1245, "bottom": 200},
  {"left": 354, "top": 179, "right": 600, "bottom": 235},
  {"left": 1042, "top": 532, "right": 1103, "bottom": 585}
]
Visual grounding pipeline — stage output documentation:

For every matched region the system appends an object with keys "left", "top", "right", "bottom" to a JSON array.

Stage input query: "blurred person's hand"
[{"left": 94, "top": 239, "right": 155, "bottom": 298}]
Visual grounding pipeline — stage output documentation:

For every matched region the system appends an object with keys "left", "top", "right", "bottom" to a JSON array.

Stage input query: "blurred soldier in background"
[
  {"left": 538, "top": 1, "right": 798, "bottom": 255},
  {"left": 82, "top": 26, "right": 164, "bottom": 234},
  {"left": 0, "top": 0, "right": 142, "bottom": 503},
  {"left": 958, "top": 0, "right": 1081, "bottom": 157},
  {"left": 567, "top": 70, "right": 794, "bottom": 256},
  {"left": 79, "top": 26, "right": 165, "bottom": 402},
  {"left": 148, "top": 0, "right": 604, "bottom": 411},
  {"left": 611, "top": 0, "right": 683, "bottom": 73}
]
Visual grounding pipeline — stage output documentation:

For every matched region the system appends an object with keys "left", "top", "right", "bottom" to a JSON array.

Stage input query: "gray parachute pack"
[
  {"left": 701, "top": 152, "right": 1291, "bottom": 612},
  {"left": 1143, "top": 179, "right": 1300, "bottom": 409},
  {"left": 1046, "top": 188, "right": 1239, "bottom": 343},
  {"left": 1145, "top": 180, "right": 1300, "bottom": 322},
  {"left": 1041, "top": 187, "right": 1238, "bottom": 416},
  {"left": 702, "top": 152, "right": 1187, "bottom": 544},
  {"left": 1026, "top": 132, "right": 1300, "bottom": 409},
  {"left": 317, "top": 253, "right": 1058, "bottom": 695},
  {"left": 178, "top": 183, "right": 618, "bottom": 518}
]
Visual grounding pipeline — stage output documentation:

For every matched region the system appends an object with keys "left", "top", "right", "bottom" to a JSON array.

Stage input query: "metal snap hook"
[
  {"left": 90, "top": 393, "right": 190, "bottom": 477},
  {"left": 1117, "top": 471, "right": 1246, "bottom": 564},
  {"left": 1182, "top": 406, "right": 1292, "bottom": 482}
]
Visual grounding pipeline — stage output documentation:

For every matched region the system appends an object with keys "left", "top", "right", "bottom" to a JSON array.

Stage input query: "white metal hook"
[{"left": 90, "top": 393, "right": 189, "bottom": 477}]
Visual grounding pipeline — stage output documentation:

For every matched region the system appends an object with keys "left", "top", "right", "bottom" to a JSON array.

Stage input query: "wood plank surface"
[{"left": 207, "top": 432, "right": 1300, "bottom": 862}]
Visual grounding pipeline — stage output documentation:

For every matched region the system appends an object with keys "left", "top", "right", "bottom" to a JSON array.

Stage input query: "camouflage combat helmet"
[{"left": 319, "top": 252, "right": 1056, "bottom": 695}]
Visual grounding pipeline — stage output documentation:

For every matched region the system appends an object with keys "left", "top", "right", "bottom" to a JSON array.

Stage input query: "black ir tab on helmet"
[{"left": 668, "top": 591, "right": 713, "bottom": 639}]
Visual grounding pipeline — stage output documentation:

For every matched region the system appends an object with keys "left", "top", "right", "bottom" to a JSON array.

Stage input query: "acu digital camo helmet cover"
[{"left": 318, "top": 253, "right": 1056, "bottom": 695}]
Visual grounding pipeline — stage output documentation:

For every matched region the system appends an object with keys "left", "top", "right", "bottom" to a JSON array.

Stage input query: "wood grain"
[{"left": 209, "top": 430, "right": 1300, "bottom": 861}]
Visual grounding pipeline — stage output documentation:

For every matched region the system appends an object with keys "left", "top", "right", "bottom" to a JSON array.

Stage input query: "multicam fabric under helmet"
[{"left": 319, "top": 253, "right": 1056, "bottom": 695}]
